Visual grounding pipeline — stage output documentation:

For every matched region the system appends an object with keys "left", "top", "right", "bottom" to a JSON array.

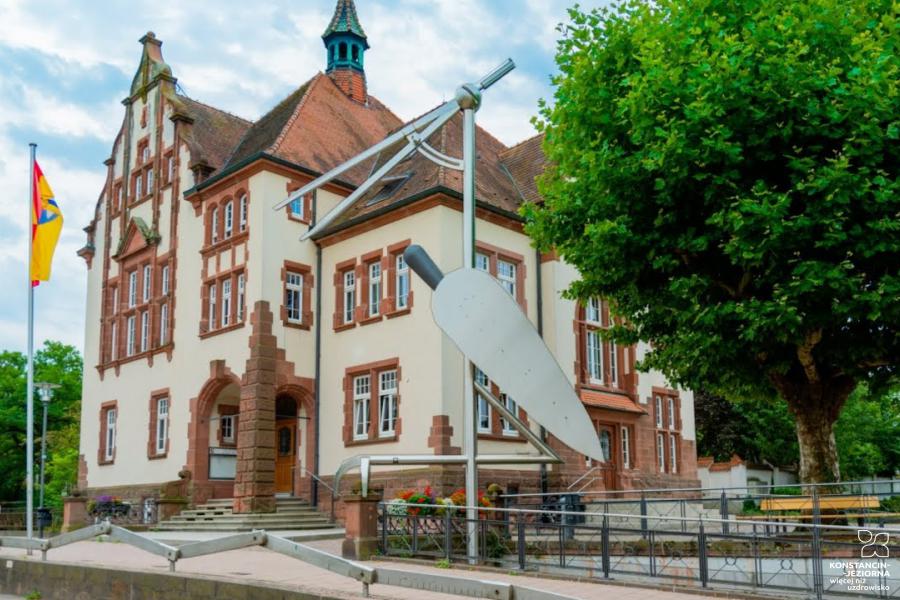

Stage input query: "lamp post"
[{"left": 34, "top": 381, "right": 59, "bottom": 536}]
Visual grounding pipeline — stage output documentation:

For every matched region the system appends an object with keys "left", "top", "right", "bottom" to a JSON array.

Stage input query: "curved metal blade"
[{"left": 432, "top": 268, "right": 604, "bottom": 460}]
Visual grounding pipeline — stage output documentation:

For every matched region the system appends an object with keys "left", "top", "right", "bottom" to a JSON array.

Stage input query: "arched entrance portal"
[{"left": 275, "top": 395, "right": 298, "bottom": 494}]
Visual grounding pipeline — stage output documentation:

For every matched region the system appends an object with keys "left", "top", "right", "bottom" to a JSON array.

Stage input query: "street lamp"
[{"left": 34, "top": 381, "right": 59, "bottom": 536}]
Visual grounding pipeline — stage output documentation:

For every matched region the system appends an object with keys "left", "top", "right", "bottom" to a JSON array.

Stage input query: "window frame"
[
  {"left": 352, "top": 374, "right": 371, "bottom": 441},
  {"left": 378, "top": 369, "right": 398, "bottom": 437},
  {"left": 155, "top": 397, "right": 168, "bottom": 455},
  {"left": 285, "top": 271, "right": 303, "bottom": 324}
]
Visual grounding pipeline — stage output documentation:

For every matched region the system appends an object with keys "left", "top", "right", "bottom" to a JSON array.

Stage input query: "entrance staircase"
[{"left": 155, "top": 497, "right": 337, "bottom": 532}]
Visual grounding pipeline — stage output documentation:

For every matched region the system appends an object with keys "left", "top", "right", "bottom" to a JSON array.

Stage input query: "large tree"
[
  {"left": 525, "top": 0, "right": 899, "bottom": 482},
  {"left": 0, "top": 342, "right": 82, "bottom": 505}
]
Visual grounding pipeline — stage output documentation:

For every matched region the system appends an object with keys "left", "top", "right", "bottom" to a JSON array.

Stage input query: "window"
[
  {"left": 221, "top": 279, "right": 232, "bottom": 327},
  {"left": 621, "top": 426, "right": 631, "bottom": 469},
  {"left": 135, "top": 172, "right": 143, "bottom": 198},
  {"left": 586, "top": 330, "right": 603, "bottom": 382},
  {"left": 155, "top": 397, "right": 168, "bottom": 455},
  {"left": 378, "top": 370, "right": 398, "bottom": 436},
  {"left": 343, "top": 270, "right": 356, "bottom": 324},
  {"left": 224, "top": 201, "right": 233, "bottom": 238},
  {"left": 237, "top": 274, "right": 246, "bottom": 321},
  {"left": 368, "top": 262, "right": 381, "bottom": 317},
  {"left": 211, "top": 207, "right": 219, "bottom": 244},
  {"left": 669, "top": 434, "right": 678, "bottom": 473},
  {"left": 655, "top": 396, "right": 664, "bottom": 428},
  {"left": 159, "top": 303, "right": 169, "bottom": 345},
  {"left": 116, "top": 185, "right": 123, "bottom": 210},
  {"left": 161, "top": 265, "right": 170, "bottom": 296},
  {"left": 657, "top": 432, "right": 666, "bottom": 472},
  {"left": 353, "top": 374, "right": 370, "bottom": 440},
  {"left": 112, "top": 287, "right": 119, "bottom": 314},
  {"left": 105, "top": 408, "right": 117, "bottom": 461},
  {"left": 475, "top": 368, "right": 491, "bottom": 433},
  {"left": 289, "top": 195, "right": 305, "bottom": 221},
  {"left": 668, "top": 397, "right": 676, "bottom": 430},
  {"left": 167, "top": 156, "right": 174, "bottom": 182},
  {"left": 285, "top": 272, "right": 302, "bottom": 323},
  {"left": 475, "top": 252, "right": 489, "bottom": 272},
  {"left": 110, "top": 322, "right": 118, "bottom": 361},
  {"left": 609, "top": 342, "right": 618, "bottom": 385},
  {"left": 126, "top": 315, "right": 136, "bottom": 356},
  {"left": 146, "top": 169, "right": 154, "bottom": 194},
  {"left": 142, "top": 265, "right": 151, "bottom": 302},
  {"left": 239, "top": 195, "right": 247, "bottom": 232},
  {"left": 141, "top": 146, "right": 150, "bottom": 163},
  {"left": 500, "top": 394, "right": 518, "bottom": 435},
  {"left": 208, "top": 282, "right": 217, "bottom": 330},
  {"left": 599, "top": 429, "right": 612, "bottom": 462},
  {"left": 586, "top": 298, "right": 601, "bottom": 324},
  {"left": 221, "top": 415, "right": 235, "bottom": 444},
  {"left": 140, "top": 311, "right": 149, "bottom": 352},
  {"left": 477, "top": 394, "right": 491, "bottom": 433},
  {"left": 497, "top": 259, "right": 516, "bottom": 296},
  {"left": 396, "top": 254, "right": 409, "bottom": 309},
  {"left": 128, "top": 271, "right": 137, "bottom": 307}
]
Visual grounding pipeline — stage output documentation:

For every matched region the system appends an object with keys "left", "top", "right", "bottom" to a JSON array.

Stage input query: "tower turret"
[{"left": 323, "top": 0, "right": 369, "bottom": 103}]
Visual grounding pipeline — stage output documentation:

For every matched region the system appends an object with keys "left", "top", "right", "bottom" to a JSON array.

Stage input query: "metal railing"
[
  {"left": 0, "top": 521, "right": 576, "bottom": 600},
  {"left": 297, "top": 466, "right": 337, "bottom": 522},
  {"left": 377, "top": 501, "right": 899, "bottom": 599}
]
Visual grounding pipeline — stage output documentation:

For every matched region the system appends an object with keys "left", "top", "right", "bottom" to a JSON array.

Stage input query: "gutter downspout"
[
  {"left": 536, "top": 248, "right": 549, "bottom": 496},
  {"left": 312, "top": 190, "right": 323, "bottom": 508}
]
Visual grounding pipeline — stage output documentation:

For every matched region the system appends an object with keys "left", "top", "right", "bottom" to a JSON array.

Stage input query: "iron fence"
[{"left": 377, "top": 501, "right": 899, "bottom": 599}]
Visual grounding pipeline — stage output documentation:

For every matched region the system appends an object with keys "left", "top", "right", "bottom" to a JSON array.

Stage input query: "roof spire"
[{"left": 322, "top": 0, "right": 369, "bottom": 104}]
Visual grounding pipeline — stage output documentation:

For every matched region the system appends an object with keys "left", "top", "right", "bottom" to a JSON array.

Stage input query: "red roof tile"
[{"left": 580, "top": 390, "right": 647, "bottom": 414}]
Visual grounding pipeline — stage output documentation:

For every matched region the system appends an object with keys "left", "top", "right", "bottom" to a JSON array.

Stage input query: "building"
[{"left": 76, "top": 0, "right": 699, "bottom": 518}]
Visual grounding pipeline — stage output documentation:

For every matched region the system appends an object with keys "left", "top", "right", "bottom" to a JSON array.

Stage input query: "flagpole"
[{"left": 26, "top": 142, "right": 36, "bottom": 549}]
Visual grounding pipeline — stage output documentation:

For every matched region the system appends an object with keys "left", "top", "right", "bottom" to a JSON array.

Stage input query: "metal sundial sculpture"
[{"left": 275, "top": 59, "right": 604, "bottom": 561}]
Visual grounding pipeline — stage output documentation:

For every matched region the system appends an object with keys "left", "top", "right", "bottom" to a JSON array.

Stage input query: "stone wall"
[{"left": 0, "top": 559, "right": 340, "bottom": 600}]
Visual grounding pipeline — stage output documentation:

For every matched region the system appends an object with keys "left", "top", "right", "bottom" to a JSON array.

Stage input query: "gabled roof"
[
  {"left": 500, "top": 133, "right": 545, "bottom": 204},
  {"left": 323, "top": 0, "right": 367, "bottom": 41},
  {"left": 316, "top": 109, "right": 526, "bottom": 236},
  {"left": 222, "top": 73, "right": 402, "bottom": 185},
  {"left": 174, "top": 96, "right": 252, "bottom": 171}
]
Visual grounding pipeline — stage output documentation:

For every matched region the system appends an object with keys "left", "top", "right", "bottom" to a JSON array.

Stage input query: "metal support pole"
[
  {"left": 445, "top": 509, "right": 452, "bottom": 561},
  {"left": 720, "top": 490, "right": 729, "bottom": 534},
  {"left": 698, "top": 521, "right": 708, "bottom": 588},
  {"left": 517, "top": 518, "right": 526, "bottom": 571},
  {"left": 640, "top": 494, "right": 648, "bottom": 539},
  {"left": 39, "top": 399, "right": 48, "bottom": 509},
  {"left": 601, "top": 515, "right": 610, "bottom": 578},
  {"left": 461, "top": 103, "right": 479, "bottom": 564},
  {"left": 25, "top": 142, "right": 36, "bottom": 552}
]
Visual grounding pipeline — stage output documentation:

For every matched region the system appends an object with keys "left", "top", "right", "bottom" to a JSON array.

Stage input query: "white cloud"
[{"left": 0, "top": 0, "right": 601, "bottom": 353}]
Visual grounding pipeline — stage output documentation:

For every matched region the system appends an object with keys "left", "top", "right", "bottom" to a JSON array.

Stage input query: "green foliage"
[
  {"left": 526, "top": 0, "right": 899, "bottom": 481},
  {"left": 835, "top": 384, "right": 900, "bottom": 479},
  {"left": 434, "top": 558, "right": 451, "bottom": 569},
  {"left": 0, "top": 341, "right": 82, "bottom": 503},
  {"left": 880, "top": 496, "right": 900, "bottom": 512},
  {"left": 771, "top": 486, "right": 802, "bottom": 496}
]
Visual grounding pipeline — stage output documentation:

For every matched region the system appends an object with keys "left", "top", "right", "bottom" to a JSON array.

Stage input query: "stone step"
[
  {"left": 157, "top": 496, "right": 337, "bottom": 533},
  {"left": 168, "top": 516, "right": 331, "bottom": 525},
  {"left": 155, "top": 522, "right": 333, "bottom": 532}
]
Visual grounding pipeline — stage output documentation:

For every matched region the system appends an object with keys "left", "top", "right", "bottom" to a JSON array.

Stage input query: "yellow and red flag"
[{"left": 30, "top": 161, "right": 63, "bottom": 286}]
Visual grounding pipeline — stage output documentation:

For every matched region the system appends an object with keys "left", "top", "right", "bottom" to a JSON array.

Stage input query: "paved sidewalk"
[{"left": 0, "top": 539, "right": 709, "bottom": 600}]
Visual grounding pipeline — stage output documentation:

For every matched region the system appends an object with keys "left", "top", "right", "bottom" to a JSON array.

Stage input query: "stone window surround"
[
  {"left": 98, "top": 400, "right": 118, "bottom": 466},
  {"left": 200, "top": 266, "right": 246, "bottom": 338},
  {"left": 332, "top": 239, "right": 416, "bottom": 332},
  {"left": 474, "top": 240, "right": 527, "bottom": 312},
  {"left": 147, "top": 389, "right": 171, "bottom": 459},
  {"left": 342, "top": 357, "right": 402, "bottom": 446},
  {"left": 101, "top": 245, "right": 174, "bottom": 372},
  {"left": 652, "top": 387, "right": 682, "bottom": 474},
  {"left": 280, "top": 260, "right": 314, "bottom": 330},
  {"left": 203, "top": 189, "right": 249, "bottom": 249},
  {"left": 573, "top": 299, "right": 636, "bottom": 397},
  {"left": 216, "top": 404, "right": 240, "bottom": 448}
]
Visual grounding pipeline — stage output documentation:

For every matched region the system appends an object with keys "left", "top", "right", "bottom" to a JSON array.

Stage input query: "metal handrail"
[
  {"left": 377, "top": 500, "right": 900, "bottom": 533},
  {"left": 566, "top": 465, "right": 602, "bottom": 491},
  {"left": 295, "top": 466, "right": 337, "bottom": 522},
  {"left": 0, "top": 520, "right": 576, "bottom": 600},
  {"left": 501, "top": 477, "right": 899, "bottom": 499}
]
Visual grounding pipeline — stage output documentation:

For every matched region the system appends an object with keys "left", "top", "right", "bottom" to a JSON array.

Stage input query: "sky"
[{"left": 0, "top": 0, "right": 602, "bottom": 354}]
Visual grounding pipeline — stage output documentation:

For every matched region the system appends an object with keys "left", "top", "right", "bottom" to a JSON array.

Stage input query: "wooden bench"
[{"left": 760, "top": 496, "right": 880, "bottom": 512}]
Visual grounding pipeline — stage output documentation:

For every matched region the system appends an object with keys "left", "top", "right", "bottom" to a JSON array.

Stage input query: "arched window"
[
  {"left": 351, "top": 45, "right": 359, "bottom": 62},
  {"left": 224, "top": 200, "right": 233, "bottom": 238},
  {"left": 339, "top": 42, "right": 347, "bottom": 60}
]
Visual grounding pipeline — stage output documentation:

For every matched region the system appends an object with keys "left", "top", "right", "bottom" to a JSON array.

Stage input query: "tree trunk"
[{"left": 770, "top": 373, "right": 855, "bottom": 483}]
